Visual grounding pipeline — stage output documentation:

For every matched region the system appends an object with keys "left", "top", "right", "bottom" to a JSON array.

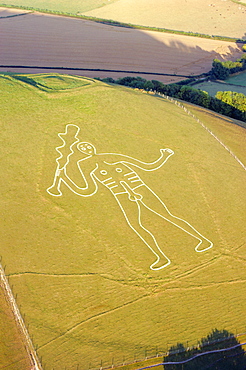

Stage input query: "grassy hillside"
[
  {"left": 0, "top": 73, "right": 245, "bottom": 369},
  {"left": 192, "top": 70, "right": 246, "bottom": 97},
  {"left": 192, "top": 80, "right": 246, "bottom": 97},
  {"left": 181, "top": 101, "right": 246, "bottom": 162},
  {"left": 226, "top": 70, "right": 246, "bottom": 86},
  {"left": 0, "top": 281, "right": 31, "bottom": 369}
]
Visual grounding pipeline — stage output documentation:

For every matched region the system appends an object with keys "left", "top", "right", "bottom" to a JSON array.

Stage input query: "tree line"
[
  {"left": 97, "top": 76, "right": 246, "bottom": 122},
  {"left": 163, "top": 328, "right": 246, "bottom": 369},
  {"left": 211, "top": 54, "right": 246, "bottom": 80}
]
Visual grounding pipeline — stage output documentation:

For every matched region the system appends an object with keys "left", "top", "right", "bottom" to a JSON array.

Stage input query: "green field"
[
  {"left": 0, "top": 73, "right": 245, "bottom": 369},
  {"left": 226, "top": 70, "right": 246, "bottom": 86},
  {"left": 192, "top": 79, "right": 246, "bottom": 97},
  {"left": 193, "top": 71, "right": 246, "bottom": 97},
  {"left": 0, "top": 0, "right": 119, "bottom": 13}
]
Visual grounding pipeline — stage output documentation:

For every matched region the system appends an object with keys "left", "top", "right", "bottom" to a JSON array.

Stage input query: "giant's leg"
[
  {"left": 47, "top": 169, "right": 63, "bottom": 196},
  {"left": 115, "top": 193, "right": 171, "bottom": 270},
  {"left": 136, "top": 185, "right": 213, "bottom": 252}
]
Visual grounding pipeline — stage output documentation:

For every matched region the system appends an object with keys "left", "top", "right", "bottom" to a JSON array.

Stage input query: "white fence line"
[
  {"left": 155, "top": 92, "right": 246, "bottom": 171},
  {"left": 0, "top": 261, "right": 43, "bottom": 370},
  {"left": 94, "top": 331, "right": 246, "bottom": 370}
]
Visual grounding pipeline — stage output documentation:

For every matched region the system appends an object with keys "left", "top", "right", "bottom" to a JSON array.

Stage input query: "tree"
[
  {"left": 143, "top": 80, "right": 154, "bottom": 91},
  {"left": 163, "top": 329, "right": 246, "bottom": 369},
  {"left": 211, "top": 59, "right": 230, "bottom": 80},
  {"left": 152, "top": 80, "right": 165, "bottom": 92},
  {"left": 215, "top": 91, "right": 246, "bottom": 120}
]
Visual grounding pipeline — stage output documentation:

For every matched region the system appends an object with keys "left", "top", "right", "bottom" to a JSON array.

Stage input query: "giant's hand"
[{"left": 160, "top": 148, "right": 174, "bottom": 155}]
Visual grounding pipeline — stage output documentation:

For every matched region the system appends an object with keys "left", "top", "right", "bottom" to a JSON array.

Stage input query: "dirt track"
[{"left": 0, "top": 8, "right": 242, "bottom": 83}]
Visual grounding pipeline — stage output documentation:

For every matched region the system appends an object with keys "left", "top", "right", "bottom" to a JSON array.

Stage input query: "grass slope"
[
  {"left": 226, "top": 70, "right": 246, "bottom": 86},
  {"left": 0, "top": 282, "right": 31, "bottom": 369},
  {"left": 192, "top": 70, "right": 246, "bottom": 97},
  {"left": 191, "top": 80, "right": 246, "bottom": 97},
  {"left": 0, "top": 74, "right": 245, "bottom": 369}
]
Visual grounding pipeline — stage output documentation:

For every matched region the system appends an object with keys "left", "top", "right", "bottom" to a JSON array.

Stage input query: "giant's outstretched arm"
[
  {"left": 102, "top": 149, "right": 174, "bottom": 171},
  {"left": 47, "top": 165, "right": 98, "bottom": 197}
]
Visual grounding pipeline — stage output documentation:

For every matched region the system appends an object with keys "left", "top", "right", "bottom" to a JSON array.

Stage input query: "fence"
[
  {"left": 153, "top": 91, "right": 246, "bottom": 171},
  {"left": 0, "top": 258, "right": 43, "bottom": 370},
  {"left": 90, "top": 332, "right": 246, "bottom": 370}
]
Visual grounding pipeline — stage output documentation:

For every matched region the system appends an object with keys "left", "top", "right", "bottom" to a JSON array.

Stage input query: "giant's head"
[{"left": 77, "top": 142, "right": 96, "bottom": 156}]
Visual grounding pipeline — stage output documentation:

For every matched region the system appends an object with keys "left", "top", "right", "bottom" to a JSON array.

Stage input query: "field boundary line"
[
  {"left": 96, "top": 333, "right": 246, "bottom": 370},
  {"left": 212, "top": 79, "right": 246, "bottom": 89},
  {"left": 0, "top": 11, "right": 32, "bottom": 19},
  {"left": 155, "top": 92, "right": 246, "bottom": 171},
  {"left": 0, "top": 65, "right": 193, "bottom": 78},
  {"left": 0, "top": 261, "right": 43, "bottom": 370},
  {"left": 0, "top": 5, "right": 244, "bottom": 42},
  {"left": 136, "top": 341, "right": 246, "bottom": 370}
]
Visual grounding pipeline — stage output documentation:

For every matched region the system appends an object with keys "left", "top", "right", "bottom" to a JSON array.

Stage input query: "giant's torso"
[{"left": 93, "top": 161, "right": 144, "bottom": 195}]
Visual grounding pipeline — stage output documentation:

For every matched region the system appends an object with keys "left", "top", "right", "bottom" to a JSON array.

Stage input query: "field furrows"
[
  {"left": 9, "top": 257, "right": 245, "bottom": 289},
  {"left": 37, "top": 294, "right": 150, "bottom": 350},
  {"left": 0, "top": 11, "right": 242, "bottom": 82},
  {"left": 8, "top": 271, "right": 153, "bottom": 289}
]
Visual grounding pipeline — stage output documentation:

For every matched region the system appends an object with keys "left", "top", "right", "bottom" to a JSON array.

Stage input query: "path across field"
[{"left": 0, "top": 9, "right": 242, "bottom": 83}]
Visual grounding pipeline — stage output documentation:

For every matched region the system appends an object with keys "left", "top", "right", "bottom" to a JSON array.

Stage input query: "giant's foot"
[
  {"left": 150, "top": 256, "right": 171, "bottom": 271},
  {"left": 46, "top": 185, "right": 62, "bottom": 196},
  {"left": 195, "top": 239, "right": 213, "bottom": 252}
]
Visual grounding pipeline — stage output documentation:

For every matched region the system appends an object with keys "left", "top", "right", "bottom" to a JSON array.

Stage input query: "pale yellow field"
[
  {"left": 0, "top": 10, "right": 242, "bottom": 83},
  {"left": 83, "top": 0, "right": 246, "bottom": 39},
  {"left": 0, "top": 7, "right": 31, "bottom": 17}
]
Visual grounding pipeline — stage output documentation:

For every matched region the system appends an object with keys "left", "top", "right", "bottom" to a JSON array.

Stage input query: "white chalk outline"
[
  {"left": 47, "top": 124, "right": 80, "bottom": 196},
  {"left": 115, "top": 189, "right": 171, "bottom": 271},
  {"left": 47, "top": 124, "right": 213, "bottom": 271}
]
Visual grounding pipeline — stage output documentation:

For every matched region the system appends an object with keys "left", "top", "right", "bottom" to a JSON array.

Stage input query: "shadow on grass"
[{"left": 164, "top": 328, "right": 246, "bottom": 369}]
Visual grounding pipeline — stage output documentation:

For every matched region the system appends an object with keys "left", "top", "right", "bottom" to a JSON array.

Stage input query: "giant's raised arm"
[{"left": 102, "top": 149, "right": 174, "bottom": 171}]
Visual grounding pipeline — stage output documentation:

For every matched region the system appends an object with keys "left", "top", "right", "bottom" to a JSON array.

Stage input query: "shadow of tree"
[{"left": 164, "top": 329, "right": 246, "bottom": 369}]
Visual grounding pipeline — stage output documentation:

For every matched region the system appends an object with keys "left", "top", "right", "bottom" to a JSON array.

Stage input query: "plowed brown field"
[{"left": 0, "top": 9, "right": 242, "bottom": 83}]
